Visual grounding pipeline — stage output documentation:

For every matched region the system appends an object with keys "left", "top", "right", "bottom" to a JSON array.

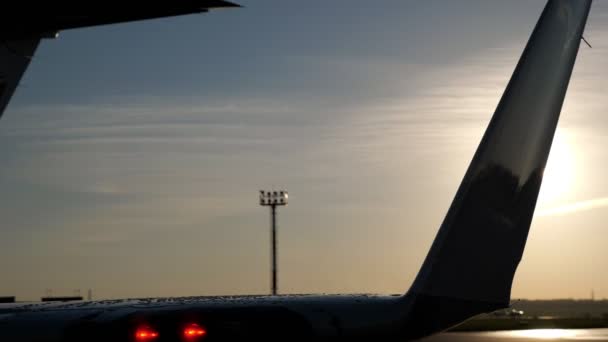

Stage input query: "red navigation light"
[
  {"left": 183, "top": 323, "right": 207, "bottom": 339},
  {"left": 135, "top": 326, "right": 159, "bottom": 341}
]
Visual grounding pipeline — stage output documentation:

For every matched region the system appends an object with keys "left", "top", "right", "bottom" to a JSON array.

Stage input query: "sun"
[{"left": 537, "top": 130, "right": 576, "bottom": 205}]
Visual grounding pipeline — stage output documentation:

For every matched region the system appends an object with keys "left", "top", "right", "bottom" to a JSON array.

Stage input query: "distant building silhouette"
[
  {"left": 0, "top": 296, "right": 15, "bottom": 303},
  {"left": 41, "top": 296, "right": 83, "bottom": 303}
]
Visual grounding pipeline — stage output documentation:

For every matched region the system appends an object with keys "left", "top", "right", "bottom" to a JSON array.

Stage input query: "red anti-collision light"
[
  {"left": 135, "top": 326, "right": 159, "bottom": 341},
  {"left": 183, "top": 323, "right": 207, "bottom": 339}
]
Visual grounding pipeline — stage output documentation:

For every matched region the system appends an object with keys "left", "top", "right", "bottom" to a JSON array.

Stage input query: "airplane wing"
[
  {"left": 1, "top": 1, "right": 241, "bottom": 40},
  {"left": 0, "top": 0, "right": 594, "bottom": 341},
  {"left": 0, "top": 1, "right": 240, "bottom": 118},
  {"left": 0, "top": 39, "right": 40, "bottom": 118}
]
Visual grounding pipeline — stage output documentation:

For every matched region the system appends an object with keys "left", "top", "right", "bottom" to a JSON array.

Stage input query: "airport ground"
[
  {"left": 421, "top": 300, "right": 608, "bottom": 341},
  {"left": 425, "top": 329, "right": 608, "bottom": 342},
  {"left": 449, "top": 316, "right": 608, "bottom": 332}
]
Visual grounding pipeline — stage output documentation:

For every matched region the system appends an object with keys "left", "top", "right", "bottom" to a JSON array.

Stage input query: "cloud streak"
[{"left": 536, "top": 197, "right": 608, "bottom": 217}]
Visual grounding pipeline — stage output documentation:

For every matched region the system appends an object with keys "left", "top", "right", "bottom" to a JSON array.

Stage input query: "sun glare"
[
  {"left": 505, "top": 329, "right": 579, "bottom": 339},
  {"left": 538, "top": 130, "right": 576, "bottom": 205}
]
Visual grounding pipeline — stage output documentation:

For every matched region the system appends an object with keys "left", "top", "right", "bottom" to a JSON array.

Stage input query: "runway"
[{"left": 423, "top": 329, "right": 608, "bottom": 341}]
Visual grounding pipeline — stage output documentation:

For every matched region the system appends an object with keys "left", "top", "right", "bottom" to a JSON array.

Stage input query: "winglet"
[{"left": 401, "top": 0, "right": 593, "bottom": 338}]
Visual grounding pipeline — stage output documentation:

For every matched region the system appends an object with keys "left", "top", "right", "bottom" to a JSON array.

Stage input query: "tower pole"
[{"left": 271, "top": 204, "right": 278, "bottom": 296}]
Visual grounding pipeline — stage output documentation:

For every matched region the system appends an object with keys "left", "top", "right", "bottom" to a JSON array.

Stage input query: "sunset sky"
[{"left": 2, "top": 0, "right": 608, "bottom": 301}]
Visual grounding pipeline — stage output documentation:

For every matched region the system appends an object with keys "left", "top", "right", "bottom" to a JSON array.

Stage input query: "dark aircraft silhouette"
[
  {"left": 0, "top": 0, "right": 594, "bottom": 341},
  {"left": 0, "top": 1, "right": 240, "bottom": 118}
]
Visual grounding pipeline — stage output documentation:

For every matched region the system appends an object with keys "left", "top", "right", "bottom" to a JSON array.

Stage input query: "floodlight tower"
[{"left": 259, "top": 190, "right": 288, "bottom": 296}]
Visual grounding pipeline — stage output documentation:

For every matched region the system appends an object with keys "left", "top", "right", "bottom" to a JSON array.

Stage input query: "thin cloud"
[{"left": 536, "top": 197, "right": 608, "bottom": 217}]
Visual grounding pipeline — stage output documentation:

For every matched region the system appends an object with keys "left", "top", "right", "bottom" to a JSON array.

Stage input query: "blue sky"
[{"left": 2, "top": 0, "right": 608, "bottom": 301}]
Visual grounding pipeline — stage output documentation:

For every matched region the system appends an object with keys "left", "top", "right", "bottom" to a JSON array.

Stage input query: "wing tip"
[{"left": 208, "top": 1, "right": 242, "bottom": 8}]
